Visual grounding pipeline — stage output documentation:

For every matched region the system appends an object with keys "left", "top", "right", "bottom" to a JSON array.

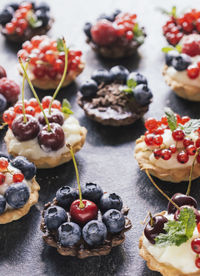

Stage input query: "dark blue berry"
[
  {"left": 91, "top": 69, "right": 112, "bottom": 84},
  {"left": 112, "top": 9, "right": 121, "bottom": 18},
  {"left": 58, "top": 222, "right": 81, "bottom": 247},
  {"left": 56, "top": 186, "right": 78, "bottom": 210},
  {"left": 80, "top": 79, "right": 98, "bottom": 97},
  {"left": 134, "top": 84, "right": 153, "bottom": 106},
  {"left": 34, "top": 2, "right": 50, "bottom": 11},
  {"left": 171, "top": 53, "right": 192, "bottom": 71},
  {"left": 99, "top": 193, "right": 123, "bottom": 213},
  {"left": 83, "top": 22, "right": 92, "bottom": 39},
  {"left": 0, "top": 94, "right": 7, "bottom": 112},
  {"left": 11, "top": 156, "right": 36, "bottom": 180},
  {"left": 165, "top": 50, "right": 179, "bottom": 66},
  {"left": 82, "top": 220, "right": 107, "bottom": 246},
  {"left": 110, "top": 65, "right": 129, "bottom": 83},
  {"left": 0, "top": 9, "right": 13, "bottom": 25},
  {"left": 35, "top": 10, "right": 49, "bottom": 27},
  {"left": 82, "top": 183, "right": 103, "bottom": 204},
  {"left": 98, "top": 10, "right": 121, "bottom": 22},
  {"left": 102, "top": 209, "right": 125, "bottom": 233},
  {"left": 127, "top": 72, "right": 147, "bottom": 85},
  {"left": 44, "top": 206, "right": 67, "bottom": 231},
  {"left": 6, "top": 3, "right": 19, "bottom": 11},
  {"left": 5, "top": 182, "right": 30, "bottom": 209},
  {"left": 0, "top": 152, "right": 10, "bottom": 160},
  {"left": 0, "top": 195, "right": 6, "bottom": 214}
]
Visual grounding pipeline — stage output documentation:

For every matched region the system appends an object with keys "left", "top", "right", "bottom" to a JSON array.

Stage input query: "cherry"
[
  {"left": 0, "top": 66, "right": 7, "bottom": 79},
  {"left": 70, "top": 199, "right": 98, "bottom": 226},
  {"left": 167, "top": 193, "right": 197, "bottom": 214},
  {"left": 195, "top": 257, "right": 200, "bottom": 269},
  {"left": 161, "top": 149, "right": 172, "bottom": 160},
  {"left": 0, "top": 173, "right": 5, "bottom": 185},
  {"left": 0, "top": 158, "right": 8, "bottom": 171},
  {"left": 38, "top": 123, "right": 65, "bottom": 151},
  {"left": 177, "top": 151, "right": 189, "bottom": 163},
  {"left": 172, "top": 129, "right": 185, "bottom": 141},
  {"left": 11, "top": 114, "right": 40, "bottom": 141},
  {"left": 13, "top": 173, "right": 24, "bottom": 182},
  {"left": 191, "top": 238, "right": 200, "bottom": 254},
  {"left": 186, "top": 145, "right": 196, "bottom": 155},
  {"left": 144, "top": 215, "right": 168, "bottom": 244},
  {"left": 145, "top": 118, "right": 158, "bottom": 131},
  {"left": 38, "top": 109, "right": 64, "bottom": 126},
  {"left": 174, "top": 205, "right": 200, "bottom": 224}
]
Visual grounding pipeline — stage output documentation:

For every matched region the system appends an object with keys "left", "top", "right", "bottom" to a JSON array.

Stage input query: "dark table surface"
[{"left": 0, "top": 0, "right": 200, "bottom": 275}]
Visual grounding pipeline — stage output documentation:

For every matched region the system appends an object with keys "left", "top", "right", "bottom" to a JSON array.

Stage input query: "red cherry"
[
  {"left": 186, "top": 145, "right": 196, "bottom": 155},
  {"left": 145, "top": 118, "right": 158, "bottom": 131},
  {"left": 161, "top": 149, "right": 172, "bottom": 160},
  {"left": 91, "top": 19, "right": 117, "bottom": 46},
  {"left": 0, "top": 173, "right": 5, "bottom": 185},
  {"left": 0, "top": 158, "right": 8, "bottom": 171},
  {"left": 191, "top": 238, "right": 200, "bottom": 254},
  {"left": 177, "top": 151, "right": 189, "bottom": 164},
  {"left": 187, "top": 65, "right": 200, "bottom": 79},
  {"left": 169, "top": 145, "right": 177, "bottom": 153},
  {"left": 154, "top": 149, "right": 162, "bottom": 159},
  {"left": 183, "top": 137, "right": 194, "bottom": 148},
  {"left": 195, "top": 257, "right": 200, "bottom": 269},
  {"left": 144, "top": 134, "right": 155, "bottom": 146},
  {"left": 70, "top": 199, "right": 98, "bottom": 225},
  {"left": 13, "top": 173, "right": 24, "bottom": 182},
  {"left": 172, "top": 129, "right": 185, "bottom": 141}
]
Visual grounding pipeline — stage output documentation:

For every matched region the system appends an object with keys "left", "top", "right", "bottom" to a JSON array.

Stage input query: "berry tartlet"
[
  {"left": 134, "top": 108, "right": 200, "bottom": 182},
  {"left": 84, "top": 10, "right": 146, "bottom": 59},
  {"left": 0, "top": 1, "right": 53, "bottom": 43},
  {"left": 17, "top": 35, "right": 84, "bottom": 90},
  {"left": 77, "top": 66, "right": 153, "bottom": 126},
  {"left": 40, "top": 146, "right": 131, "bottom": 258},
  {"left": 0, "top": 155, "right": 39, "bottom": 224},
  {"left": 163, "top": 34, "right": 200, "bottom": 101}
]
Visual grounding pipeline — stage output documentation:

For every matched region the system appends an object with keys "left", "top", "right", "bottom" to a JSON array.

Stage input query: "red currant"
[
  {"left": 144, "top": 134, "right": 155, "bottom": 146},
  {"left": 44, "top": 50, "right": 56, "bottom": 64},
  {"left": 183, "top": 137, "right": 194, "bottom": 148},
  {"left": 191, "top": 238, "right": 200, "bottom": 253},
  {"left": 31, "top": 35, "right": 43, "bottom": 47},
  {"left": 161, "top": 149, "right": 172, "bottom": 160},
  {"left": 145, "top": 118, "right": 158, "bottom": 131},
  {"left": 14, "top": 103, "right": 23, "bottom": 114},
  {"left": 154, "top": 127, "right": 164, "bottom": 135},
  {"left": 13, "top": 173, "right": 24, "bottom": 182},
  {"left": 187, "top": 65, "right": 200, "bottom": 79},
  {"left": 0, "top": 158, "right": 8, "bottom": 171},
  {"left": 197, "top": 222, "right": 200, "bottom": 233},
  {"left": 169, "top": 145, "right": 177, "bottom": 153},
  {"left": 6, "top": 23, "right": 15, "bottom": 34},
  {"left": 196, "top": 138, "right": 200, "bottom": 148},
  {"left": 172, "top": 129, "right": 185, "bottom": 141},
  {"left": 160, "top": 116, "right": 168, "bottom": 125},
  {"left": 177, "top": 151, "right": 189, "bottom": 164},
  {"left": 181, "top": 116, "right": 190, "bottom": 124},
  {"left": 126, "top": 30, "right": 134, "bottom": 40},
  {"left": 25, "top": 106, "right": 35, "bottom": 116},
  {"left": 0, "top": 173, "right": 5, "bottom": 185},
  {"left": 42, "top": 96, "right": 53, "bottom": 108},
  {"left": 51, "top": 100, "right": 61, "bottom": 110},
  {"left": 28, "top": 98, "right": 39, "bottom": 109},
  {"left": 3, "top": 109, "right": 16, "bottom": 125},
  {"left": 154, "top": 149, "right": 162, "bottom": 159},
  {"left": 153, "top": 135, "right": 163, "bottom": 146},
  {"left": 186, "top": 145, "right": 196, "bottom": 155},
  {"left": 195, "top": 257, "right": 200, "bottom": 269},
  {"left": 33, "top": 64, "right": 46, "bottom": 78}
]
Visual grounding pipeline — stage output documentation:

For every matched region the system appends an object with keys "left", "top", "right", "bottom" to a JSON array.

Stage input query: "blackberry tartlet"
[
  {"left": 0, "top": 1, "right": 53, "bottom": 43},
  {"left": 84, "top": 10, "right": 146, "bottom": 59},
  {"left": 78, "top": 66, "right": 153, "bottom": 126}
]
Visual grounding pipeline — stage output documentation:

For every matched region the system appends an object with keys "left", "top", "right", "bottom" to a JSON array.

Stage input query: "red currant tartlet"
[
  {"left": 0, "top": 1, "right": 53, "bottom": 43},
  {"left": 17, "top": 35, "right": 84, "bottom": 90},
  {"left": 84, "top": 10, "right": 146, "bottom": 59}
]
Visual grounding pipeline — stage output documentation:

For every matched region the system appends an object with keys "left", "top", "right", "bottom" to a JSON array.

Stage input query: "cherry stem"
[
  {"left": 0, "top": 123, "right": 8, "bottom": 130},
  {"left": 149, "top": 212, "right": 154, "bottom": 226},
  {"left": 67, "top": 144, "right": 85, "bottom": 209},
  {"left": 22, "top": 61, "right": 29, "bottom": 124},
  {"left": 186, "top": 148, "right": 200, "bottom": 196},
  {"left": 19, "top": 57, "right": 52, "bottom": 132},
  {"left": 48, "top": 38, "right": 68, "bottom": 115},
  {"left": 145, "top": 169, "right": 180, "bottom": 211}
]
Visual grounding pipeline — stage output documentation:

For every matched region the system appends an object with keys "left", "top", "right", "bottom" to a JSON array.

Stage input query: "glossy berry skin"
[
  {"left": 182, "top": 34, "right": 200, "bottom": 57},
  {"left": 134, "top": 84, "right": 153, "bottom": 106},
  {"left": 11, "top": 156, "right": 36, "bottom": 180},
  {"left": 110, "top": 66, "right": 129, "bottom": 83},
  {"left": 44, "top": 206, "right": 68, "bottom": 231},
  {"left": 82, "top": 182, "right": 103, "bottom": 204},
  {"left": 56, "top": 186, "right": 78, "bottom": 210},
  {"left": 183, "top": 137, "right": 194, "bottom": 148},
  {"left": 11, "top": 114, "right": 40, "bottom": 142},
  {"left": 5, "top": 182, "right": 30, "bottom": 209},
  {"left": 171, "top": 54, "right": 192, "bottom": 71},
  {"left": 172, "top": 129, "right": 185, "bottom": 141},
  {"left": 0, "top": 152, "right": 10, "bottom": 160},
  {"left": 127, "top": 72, "right": 147, "bottom": 85},
  {"left": 191, "top": 238, "right": 200, "bottom": 254},
  {"left": 154, "top": 149, "right": 162, "bottom": 159},
  {"left": 99, "top": 193, "right": 123, "bottom": 213},
  {"left": 102, "top": 209, "right": 125, "bottom": 234},
  {"left": 58, "top": 222, "right": 81, "bottom": 247},
  {"left": 0, "top": 78, "right": 20, "bottom": 103},
  {"left": 0, "top": 157, "right": 8, "bottom": 170},
  {"left": 0, "top": 66, "right": 7, "bottom": 79},
  {"left": 144, "top": 134, "right": 155, "bottom": 146},
  {"left": 38, "top": 109, "right": 64, "bottom": 126},
  {"left": 35, "top": 10, "right": 49, "bottom": 27},
  {"left": 195, "top": 257, "right": 200, "bottom": 269},
  {"left": 145, "top": 118, "right": 158, "bottom": 131},
  {"left": 161, "top": 149, "right": 172, "bottom": 160},
  {"left": 80, "top": 79, "right": 98, "bottom": 97},
  {"left": 13, "top": 173, "right": 24, "bottom": 183},
  {"left": 144, "top": 215, "right": 168, "bottom": 244},
  {"left": 169, "top": 145, "right": 177, "bottom": 153},
  {"left": 82, "top": 220, "right": 107, "bottom": 246},
  {"left": 70, "top": 199, "right": 98, "bottom": 226},
  {"left": 153, "top": 135, "right": 163, "bottom": 146},
  {"left": 0, "top": 9, "right": 13, "bottom": 25},
  {"left": 177, "top": 151, "right": 189, "bottom": 164},
  {"left": 83, "top": 22, "right": 92, "bottom": 38},
  {"left": 186, "top": 145, "right": 196, "bottom": 155},
  {"left": 165, "top": 50, "right": 179, "bottom": 66},
  {"left": 91, "top": 69, "right": 112, "bottom": 84},
  {"left": 174, "top": 206, "right": 200, "bottom": 224},
  {"left": 38, "top": 123, "right": 65, "bottom": 152},
  {"left": 91, "top": 19, "right": 117, "bottom": 46},
  {"left": 0, "top": 195, "right": 6, "bottom": 214},
  {"left": 167, "top": 193, "right": 197, "bottom": 214},
  {"left": 0, "top": 173, "right": 5, "bottom": 185},
  {"left": 0, "top": 94, "right": 7, "bottom": 112},
  {"left": 187, "top": 65, "right": 200, "bottom": 79}
]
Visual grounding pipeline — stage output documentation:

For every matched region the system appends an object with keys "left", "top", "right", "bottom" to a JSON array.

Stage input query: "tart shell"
[{"left": 0, "top": 177, "right": 40, "bottom": 224}]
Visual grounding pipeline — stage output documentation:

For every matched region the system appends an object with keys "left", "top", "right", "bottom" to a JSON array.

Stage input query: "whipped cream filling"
[{"left": 143, "top": 213, "right": 199, "bottom": 274}]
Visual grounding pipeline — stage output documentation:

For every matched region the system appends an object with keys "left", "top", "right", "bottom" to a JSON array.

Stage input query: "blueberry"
[
  {"left": 171, "top": 53, "right": 192, "bottom": 71},
  {"left": 80, "top": 79, "right": 98, "bottom": 97},
  {"left": 0, "top": 195, "right": 6, "bottom": 214},
  {"left": 6, "top": 3, "right": 19, "bottom": 11},
  {"left": 83, "top": 22, "right": 92, "bottom": 39},
  {"left": 34, "top": 2, "right": 50, "bottom": 11},
  {"left": 35, "top": 10, "right": 50, "bottom": 27},
  {"left": 112, "top": 9, "right": 121, "bottom": 18},
  {"left": 134, "top": 84, "right": 153, "bottom": 106},
  {"left": 127, "top": 72, "right": 147, "bottom": 85},
  {"left": 11, "top": 156, "right": 36, "bottom": 180},
  {"left": 165, "top": 50, "right": 179, "bottom": 66},
  {"left": 91, "top": 69, "right": 112, "bottom": 84},
  {"left": 0, "top": 152, "right": 10, "bottom": 160},
  {"left": 5, "top": 182, "right": 30, "bottom": 209},
  {"left": 98, "top": 13, "right": 115, "bottom": 22},
  {"left": 82, "top": 220, "right": 107, "bottom": 246},
  {"left": 82, "top": 183, "right": 103, "bottom": 204},
  {"left": 102, "top": 209, "right": 125, "bottom": 233},
  {"left": 110, "top": 65, "right": 129, "bottom": 83},
  {"left": 56, "top": 186, "right": 78, "bottom": 210},
  {"left": 44, "top": 206, "right": 67, "bottom": 231},
  {"left": 0, "top": 9, "right": 13, "bottom": 25},
  {"left": 0, "top": 94, "right": 7, "bottom": 112},
  {"left": 58, "top": 222, "right": 81, "bottom": 247},
  {"left": 99, "top": 193, "right": 123, "bottom": 213}
]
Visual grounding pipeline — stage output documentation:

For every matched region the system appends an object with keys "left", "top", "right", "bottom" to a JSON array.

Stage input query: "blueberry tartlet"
[
  {"left": 78, "top": 66, "right": 153, "bottom": 126},
  {"left": 0, "top": 1, "right": 53, "bottom": 43},
  {"left": 134, "top": 108, "right": 200, "bottom": 182},
  {"left": 84, "top": 10, "right": 146, "bottom": 59},
  {"left": 0, "top": 155, "right": 39, "bottom": 224},
  {"left": 17, "top": 35, "right": 84, "bottom": 90}
]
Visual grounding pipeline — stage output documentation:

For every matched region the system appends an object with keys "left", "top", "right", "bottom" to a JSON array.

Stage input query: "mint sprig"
[
  {"left": 62, "top": 99, "right": 73, "bottom": 115},
  {"left": 122, "top": 78, "right": 137, "bottom": 94},
  {"left": 155, "top": 208, "right": 196, "bottom": 247},
  {"left": 57, "top": 38, "right": 65, "bottom": 52},
  {"left": 133, "top": 23, "right": 145, "bottom": 44},
  {"left": 164, "top": 107, "right": 177, "bottom": 131},
  {"left": 27, "top": 11, "right": 42, "bottom": 28},
  {"left": 162, "top": 44, "right": 182, "bottom": 53},
  {"left": 157, "top": 6, "right": 177, "bottom": 18}
]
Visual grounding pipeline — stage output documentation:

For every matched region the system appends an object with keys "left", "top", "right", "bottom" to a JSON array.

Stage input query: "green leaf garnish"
[
  {"left": 162, "top": 44, "right": 182, "bottom": 53},
  {"left": 27, "top": 11, "right": 42, "bottom": 28},
  {"left": 62, "top": 99, "right": 73, "bottom": 115},
  {"left": 179, "top": 119, "right": 200, "bottom": 135},
  {"left": 122, "top": 87, "right": 134, "bottom": 94},
  {"left": 133, "top": 23, "right": 145, "bottom": 44},
  {"left": 175, "top": 44, "right": 182, "bottom": 53},
  {"left": 127, "top": 78, "right": 137, "bottom": 89},
  {"left": 57, "top": 38, "right": 65, "bottom": 52},
  {"left": 155, "top": 208, "right": 196, "bottom": 247},
  {"left": 164, "top": 107, "right": 177, "bottom": 131},
  {"left": 157, "top": 6, "right": 177, "bottom": 18}
]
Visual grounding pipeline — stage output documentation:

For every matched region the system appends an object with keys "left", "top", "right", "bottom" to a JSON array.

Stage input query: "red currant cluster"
[
  {"left": 0, "top": 157, "right": 24, "bottom": 185},
  {"left": 191, "top": 226, "right": 200, "bottom": 269},
  {"left": 17, "top": 35, "right": 82, "bottom": 80},
  {"left": 163, "top": 9, "right": 200, "bottom": 46},
  {"left": 144, "top": 115, "right": 200, "bottom": 164},
  {"left": 114, "top": 13, "right": 137, "bottom": 41}
]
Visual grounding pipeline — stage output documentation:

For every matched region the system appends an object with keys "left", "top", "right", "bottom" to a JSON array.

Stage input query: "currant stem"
[
  {"left": 67, "top": 144, "right": 85, "bottom": 209},
  {"left": 186, "top": 148, "right": 200, "bottom": 196},
  {"left": 48, "top": 38, "right": 68, "bottom": 115},
  {"left": 145, "top": 169, "right": 180, "bottom": 211},
  {"left": 19, "top": 57, "right": 52, "bottom": 132},
  {"left": 22, "top": 62, "right": 28, "bottom": 124}
]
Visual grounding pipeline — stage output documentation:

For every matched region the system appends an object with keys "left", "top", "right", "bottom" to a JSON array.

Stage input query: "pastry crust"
[
  {"left": 163, "top": 65, "right": 200, "bottom": 102},
  {"left": 4, "top": 126, "right": 87, "bottom": 169},
  {"left": 0, "top": 177, "right": 40, "bottom": 224},
  {"left": 134, "top": 136, "right": 200, "bottom": 183}
]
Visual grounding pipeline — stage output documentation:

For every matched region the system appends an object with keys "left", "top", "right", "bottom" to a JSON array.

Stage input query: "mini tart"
[{"left": 41, "top": 199, "right": 132, "bottom": 258}]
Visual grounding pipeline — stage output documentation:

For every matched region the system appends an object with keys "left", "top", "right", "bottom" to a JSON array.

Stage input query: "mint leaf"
[
  {"left": 179, "top": 207, "right": 196, "bottom": 238},
  {"left": 127, "top": 78, "right": 137, "bottom": 88},
  {"left": 57, "top": 38, "right": 64, "bottom": 52},
  {"left": 162, "top": 46, "right": 175, "bottom": 53},
  {"left": 164, "top": 107, "right": 177, "bottom": 131},
  {"left": 62, "top": 99, "right": 73, "bottom": 115},
  {"left": 133, "top": 23, "right": 145, "bottom": 44},
  {"left": 175, "top": 44, "right": 182, "bottom": 53},
  {"left": 27, "top": 11, "right": 42, "bottom": 28},
  {"left": 157, "top": 6, "right": 177, "bottom": 18},
  {"left": 179, "top": 119, "right": 200, "bottom": 135},
  {"left": 171, "top": 6, "right": 177, "bottom": 18},
  {"left": 122, "top": 87, "right": 133, "bottom": 94}
]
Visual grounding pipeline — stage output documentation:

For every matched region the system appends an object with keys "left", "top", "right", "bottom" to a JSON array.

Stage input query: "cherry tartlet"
[
  {"left": 84, "top": 10, "right": 146, "bottom": 59},
  {"left": 134, "top": 108, "right": 200, "bottom": 182},
  {"left": 77, "top": 66, "right": 153, "bottom": 126},
  {"left": 0, "top": 1, "right": 53, "bottom": 43},
  {"left": 17, "top": 35, "right": 84, "bottom": 90},
  {"left": 0, "top": 154, "right": 39, "bottom": 224}
]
